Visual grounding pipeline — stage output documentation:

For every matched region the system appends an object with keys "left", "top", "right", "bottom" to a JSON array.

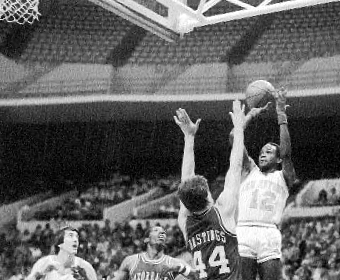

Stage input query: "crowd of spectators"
[
  {"left": 281, "top": 216, "right": 340, "bottom": 280},
  {"left": 30, "top": 173, "right": 178, "bottom": 221}
]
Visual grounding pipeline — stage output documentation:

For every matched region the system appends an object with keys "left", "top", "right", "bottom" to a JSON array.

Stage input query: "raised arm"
[
  {"left": 216, "top": 100, "right": 245, "bottom": 219},
  {"left": 275, "top": 88, "right": 296, "bottom": 188},
  {"left": 174, "top": 108, "right": 201, "bottom": 182},
  {"left": 174, "top": 108, "right": 201, "bottom": 236},
  {"left": 229, "top": 103, "right": 271, "bottom": 175}
]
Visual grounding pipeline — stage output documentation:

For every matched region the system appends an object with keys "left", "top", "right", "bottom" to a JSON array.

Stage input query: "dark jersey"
[
  {"left": 185, "top": 206, "right": 241, "bottom": 280},
  {"left": 127, "top": 253, "right": 176, "bottom": 280}
]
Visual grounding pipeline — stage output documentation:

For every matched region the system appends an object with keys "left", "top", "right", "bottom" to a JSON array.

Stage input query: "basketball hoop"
[{"left": 0, "top": 0, "right": 40, "bottom": 24}]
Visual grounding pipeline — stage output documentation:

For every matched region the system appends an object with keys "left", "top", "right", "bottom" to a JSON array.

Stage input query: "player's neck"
[
  {"left": 146, "top": 246, "right": 164, "bottom": 260},
  {"left": 192, "top": 202, "right": 212, "bottom": 215},
  {"left": 261, "top": 166, "right": 277, "bottom": 174},
  {"left": 56, "top": 250, "right": 76, "bottom": 267}
]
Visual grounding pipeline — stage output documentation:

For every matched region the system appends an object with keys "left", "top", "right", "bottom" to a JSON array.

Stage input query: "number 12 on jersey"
[{"left": 193, "top": 246, "right": 230, "bottom": 278}]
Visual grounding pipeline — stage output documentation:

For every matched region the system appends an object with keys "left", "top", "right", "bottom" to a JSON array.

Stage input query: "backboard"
[{"left": 88, "top": 0, "right": 340, "bottom": 42}]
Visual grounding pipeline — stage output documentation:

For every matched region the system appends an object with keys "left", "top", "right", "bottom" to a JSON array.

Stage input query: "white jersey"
[
  {"left": 238, "top": 166, "right": 288, "bottom": 226},
  {"left": 27, "top": 255, "right": 86, "bottom": 280}
]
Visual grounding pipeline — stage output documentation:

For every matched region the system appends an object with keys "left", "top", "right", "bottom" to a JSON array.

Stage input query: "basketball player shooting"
[
  {"left": 230, "top": 87, "right": 296, "bottom": 280},
  {"left": 110, "top": 225, "right": 198, "bottom": 280},
  {"left": 174, "top": 100, "right": 246, "bottom": 280},
  {"left": 25, "top": 226, "right": 97, "bottom": 280}
]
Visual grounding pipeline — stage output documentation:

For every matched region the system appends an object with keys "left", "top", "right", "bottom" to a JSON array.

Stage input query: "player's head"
[
  {"left": 54, "top": 226, "right": 79, "bottom": 255},
  {"left": 144, "top": 226, "right": 167, "bottom": 249},
  {"left": 259, "top": 142, "right": 281, "bottom": 171},
  {"left": 178, "top": 175, "right": 212, "bottom": 213}
]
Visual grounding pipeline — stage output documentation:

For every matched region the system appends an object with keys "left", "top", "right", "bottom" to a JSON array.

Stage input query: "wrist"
[
  {"left": 276, "top": 105, "right": 286, "bottom": 114},
  {"left": 184, "top": 134, "right": 195, "bottom": 140},
  {"left": 277, "top": 112, "right": 288, "bottom": 125},
  {"left": 233, "top": 126, "right": 244, "bottom": 132}
]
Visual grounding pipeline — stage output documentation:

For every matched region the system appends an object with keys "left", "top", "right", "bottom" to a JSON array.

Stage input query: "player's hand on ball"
[
  {"left": 174, "top": 108, "right": 201, "bottom": 137},
  {"left": 246, "top": 102, "right": 271, "bottom": 121},
  {"left": 229, "top": 100, "right": 246, "bottom": 129},
  {"left": 274, "top": 87, "right": 289, "bottom": 112}
]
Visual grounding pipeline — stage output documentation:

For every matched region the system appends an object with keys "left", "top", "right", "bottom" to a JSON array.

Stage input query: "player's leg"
[
  {"left": 258, "top": 259, "right": 281, "bottom": 280},
  {"left": 241, "top": 257, "right": 258, "bottom": 280},
  {"left": 236, "top": 226, "right": 258, "bottom": 280},
  {"left": 257, "top": 227, "right": 282, "bottom": 280}
]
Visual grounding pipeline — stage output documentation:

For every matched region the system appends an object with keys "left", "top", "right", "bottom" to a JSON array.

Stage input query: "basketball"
[{"left": 245, "top": 80, "right": 275, "bottom": 109}]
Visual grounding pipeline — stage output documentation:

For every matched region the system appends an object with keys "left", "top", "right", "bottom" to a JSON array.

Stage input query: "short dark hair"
[
  {"left": 53, "top": 226, "right": 79, "bottom": 254},
  {"left": 178, "top": 175, "right": 210, "bottom": 213},
  {"left": 266, "top": 142, "right": 281, "bottom": 158}
]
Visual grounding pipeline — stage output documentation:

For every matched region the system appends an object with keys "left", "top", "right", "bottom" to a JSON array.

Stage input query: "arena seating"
[
  {"left": 27, "top": 175, "right": 175, "bottom": 221},
  {"left": 19, "top": 2, "right": 132, "bottom": 63},
  {"left": 245, "top": 2, "right": 340, "bottom": 63},
  {"left": 0, "top": 22, "right": 13, "bottom": 47},
  {"left": 127, "top": 18, "right": 254, "bottom": 65},
  {"left": 7, "top": 1, "right": 339, "bottom": 65}
]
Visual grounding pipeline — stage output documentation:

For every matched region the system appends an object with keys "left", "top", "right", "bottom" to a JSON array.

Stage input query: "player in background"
[
  {"left": 174, "top": 100, "right": 246, "bottom": 280},
  {"left": 111, "top": 225, "right": 198, "bottom": 280},
  {"left": 25, "top": 226, "right": 97, "bottom": 280},
  {"left": 229, "top": 88, "right": 296, "bottom": 280}
]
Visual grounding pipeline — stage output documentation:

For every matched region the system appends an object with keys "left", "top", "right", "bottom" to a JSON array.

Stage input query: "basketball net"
[{"left": 0, "top": 0, "right": 40, "bottom": 24}]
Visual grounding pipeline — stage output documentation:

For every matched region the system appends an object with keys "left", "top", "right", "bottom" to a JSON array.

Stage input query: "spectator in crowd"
[
  {"left": 316, "top": 189, "right": 328, "bottom": 205},
  {"left": 29, "top": 175, "right": 178, "bottom": 221},
  {"left": 328, "top": 187, "right": 338, "bottom": 205},
  {"left": 312, "top": 259, "right": 330, "bottom": 280}
]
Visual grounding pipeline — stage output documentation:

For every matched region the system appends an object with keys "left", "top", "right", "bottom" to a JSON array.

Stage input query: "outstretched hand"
[
  {"left": 174, "top": 108, "right": 201, "bottom": 137},
  {"left": 274, "top": 87, "right": 289, "bottom": 112},
  {"left": 229, "top": 100, "right": 246, "bottom": 129},
  {"left": 247, "top": 102, "right": 271, "bottom": 119}
]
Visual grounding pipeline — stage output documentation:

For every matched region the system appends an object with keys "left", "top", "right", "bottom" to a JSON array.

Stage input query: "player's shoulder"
[
  {"left": 123, "top": 254, "right": 140, "bottom": 266},
  {"left": 126, "top": 253, "right": 140, "bottom": 261},
  {"left": 212, "top": 205, "right": 236, "bottom": 234},
  {"left": 274, "top": 169, "right": 286, "bottom": 182},
  {"left": 165, "top": 255, "right": 183, "bottom": 267},
  {"left": 243, "top": 163, "right": 260, "bottom": 177},
  {"left": 35, "top": 255, "right": 54, "bottom": 266}
]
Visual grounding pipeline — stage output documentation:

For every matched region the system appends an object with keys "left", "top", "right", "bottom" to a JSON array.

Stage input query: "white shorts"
[{"left": 236, "top": 225, "right": 282, "bottom": 263}]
